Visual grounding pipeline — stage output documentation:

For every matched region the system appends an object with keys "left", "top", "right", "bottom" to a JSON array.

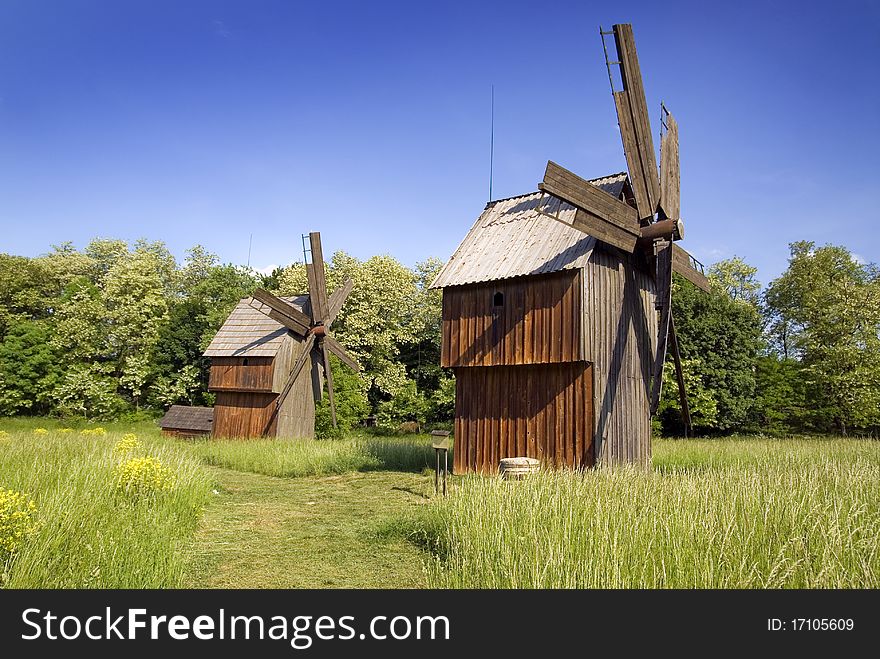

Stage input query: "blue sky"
[{"left": 1, "top": 0, "right": 877, "bottom": 286}]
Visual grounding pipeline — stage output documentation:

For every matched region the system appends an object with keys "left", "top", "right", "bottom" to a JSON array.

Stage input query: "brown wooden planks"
[
  {"left": 659, "top": 111, "right": 680, "bottom": 220},
  {"left": 212, "top": 391, "right": 279, "bottom": 438},
  {"left": 208, "top": 357, "right": 275, "bottom": 392},
  {"left": 613, "top": 90, "right": 650, "bottom": 218},
  {"left": 612, "top": 23, "right": 660, "bottom": 219},
  {"left": 452, "top": 363, "right": 594, "bottom": 473},
  {"left": 672, "top": 244, "right": 711, "bottom": 291},
  {"left": 326, "top": 278, "right": 353, "bottom": 326},
  {"left": 308, "top": 232, "right": 330, "bottom": 322},
  {"left": 440, "top": 271, "right": 583, "bottom": 368},
  {"left": 323, "top": 334, "right": 360, "bottom": 371},
  {"left": 541, "top": 161, "right": 640, "bottom": 231},
  {"left": 582, "top": 247, "right": 656, "bottom": 468},
  {"left": 250, "top": 289, "right": 312, "bottom": 335}
]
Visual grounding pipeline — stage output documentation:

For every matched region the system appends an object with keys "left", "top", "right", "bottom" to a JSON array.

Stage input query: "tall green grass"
[
  {"left": 187, "top": 435, "right": 437, "bottom": 478},
  {"left": 188, "top": 438, "right": 379, "bottom": 478},
  {"left": 416, "top": 438, "right": 880, "bottom": 588},
  {"left": 0, "top": 428, "right": 213, "bottom": 588}
]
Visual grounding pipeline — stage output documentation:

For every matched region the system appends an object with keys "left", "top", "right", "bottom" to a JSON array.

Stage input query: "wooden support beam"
[
  {"left": 659, "top": 111, "right": 680, "bottom": 220},
  {"left": 250, "top": 289, "right": 312, "bottom": 335},
  {"left": 572, "top": 209, "right": 639, "bottom": 252},
  {"left": 321, "top": 340, "right": 337, "bottom": 428},
  {"left": 668, "top": 313, "right": 692, "bottom": 436},
  {"left": 612, "top": 23, "right": 661, "bottom": 219},
  {"left": 649, "top": 241, "right": 673, "bottom": 414},
  {"left": 672, "top": 244, "right": 711, "bottom": 292},
  {"left": 540, "top": 161, "right": 640, "bottom": 232},
  {"left": 308, "top": 232, "right": 330, "bottom": 323},
  {"left": 538, "top": 161, "right": 641, "bottom": 252},
  {"left": 261, "top": 333, "right": 316, "bottom": 435},
  {"left": 323, "top": 334, "right": 360, "bottom": 372},
  {"left": 639, "top": 218, "right": 683, "bottom": 243},
  {"left": 326, "top": 278, "right": 353, "bottom": 327}
]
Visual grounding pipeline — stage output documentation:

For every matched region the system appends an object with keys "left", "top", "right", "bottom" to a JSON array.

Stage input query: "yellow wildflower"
[
  {"left": 33, "top": 428, "right": 48, "bottom": 435},
  {"left": 0, "top": 488, "right": 39, "bottom": 558},
  {"left": 113, "top": 434, "right": 141, "bottom": 456},
  {"left": 58, "top": 428, "right": 73, "bottom": 434},
  {"left": 114, "top": 456, "right": 175, "bottom": 495}
]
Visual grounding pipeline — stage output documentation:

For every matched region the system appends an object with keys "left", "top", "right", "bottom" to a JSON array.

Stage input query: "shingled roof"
[
  {"left": 158, "top": 405, "right": 214, "bottom": 432},
  {"left": 203, "top": 295, "right": 309, "bottom": 357},
  {"left": 431, "top": 172, "right": 628, "bottom": 289}
]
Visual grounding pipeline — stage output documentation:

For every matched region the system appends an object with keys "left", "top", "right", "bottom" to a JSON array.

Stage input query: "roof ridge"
[{"left": 485, "top": 171, "right": 628, "bottom": 209}]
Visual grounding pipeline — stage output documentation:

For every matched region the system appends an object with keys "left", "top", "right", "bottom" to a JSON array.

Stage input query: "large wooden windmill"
[
  {"left": 203, "top": 232, "right": 360, "bottom": 438},
  {"left": 431, "top": 23, "right": 710, "bottom": 472}
]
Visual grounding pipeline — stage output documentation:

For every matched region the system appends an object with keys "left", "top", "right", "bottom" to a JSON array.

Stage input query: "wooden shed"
[
  {"left": 431, "top": 175, "right": 658, "bottom": 472},
  {"left": 203, "top": 296, "right": 320, "bottom": 438},
  {"left": 158, "top": 405, "right": 214, "bottom": 438}
]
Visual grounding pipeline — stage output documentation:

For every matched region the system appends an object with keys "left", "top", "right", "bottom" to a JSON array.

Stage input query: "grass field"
[
  {"left": 413, "top": 439, "right": 879, "bottom": 588},
  {"left": 1, "top": 418, "right": 877, "bottom": 588},
  {"left": 0, "top": 420, "right": 212, "bottom": 587}
]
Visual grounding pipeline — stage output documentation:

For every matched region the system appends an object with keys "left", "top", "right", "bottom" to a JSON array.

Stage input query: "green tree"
[
  {"left": 751, "top": 355, "right": 808, "bottom": 434},
  {"left": 278, "top": 251, "right": 422, "bottom": 406},
  {"left": 670, "top": 258, "right": 763, "bottom": 433},
  {"left": 708, "top": 256, "right": 761, "bottom": 307},
  {"left": 0, "top": 320, "right": 60, "bottom": 415},
  {"left": 654, "top": 357, "right": 718, "bottom": 435},
  {"left": 765, "top": 242, "right": 880, "bottom": 434},
  {"left": 314, "top": 354, "right": 370, "bottom": 439}
]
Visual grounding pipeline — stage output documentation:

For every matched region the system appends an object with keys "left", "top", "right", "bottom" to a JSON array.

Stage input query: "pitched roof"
[
  {"left": 158, "top": 405, "right": 214, "bottom": 432},
  {"left": 203, "top": 295, "right": 309, "bottom": 357},
  {"left": 430, "top": 173, "right": 628, "bottom": 288}
]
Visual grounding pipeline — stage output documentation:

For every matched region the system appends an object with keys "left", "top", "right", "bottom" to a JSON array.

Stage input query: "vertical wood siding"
[
  {"left": 441, "top": 270, "right": 583, "bottom": 368},
  {"left": 208, "top": 357, "right": 275, "bottom": 392},
  {"left": 583, "top": 248, "right": 657, "bottom": 468},
  {"left": 212, "top": 391, "right": 279, "bottom": 438},
  {"left": 453, "top": 363, "right": 594, "bottom": 473},
  {"left": 275, "top": 335, "right": 317, "bottom": 438}
]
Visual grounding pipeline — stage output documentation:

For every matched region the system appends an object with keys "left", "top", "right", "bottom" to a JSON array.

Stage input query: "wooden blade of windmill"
[
  {"left": 611, "top": 23, "right": 661, "bottom": 220},
  {"left": 306, "top": 232, "right": 331, "bottom": 324},
  {"left": 649, "top": 240, "right": 673, "bottom": 415},
  {"left": 260, "top": 333, "right": 317, "bottom": 435},
  {"left": 249, "top": 289, "right": 312, "bottom": 336},
  {"left": 668, "top": 312, "right": 692, "bottom": 437},
  {"left": 326, "top": 277, "right": 353, "bottom": 327},
  {"left": 659, "top": 110, "right": 680, "bottom": 221},
  {"left": 320, "top": 340, "right": 337, "bottom": 428},
  {"left": 323, "top": 333, "right": 360, "bottom": 372},
  {"left": 538, "top": 161, "right": 641, "bottom": 252},
  {"left": 672, "top": 244, "right": 711, "bottom": 292}
]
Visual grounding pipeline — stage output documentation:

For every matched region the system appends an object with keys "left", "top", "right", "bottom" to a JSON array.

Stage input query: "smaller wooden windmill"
[{"left": 204, "top": 232, "right": 360, "bottom": 438}]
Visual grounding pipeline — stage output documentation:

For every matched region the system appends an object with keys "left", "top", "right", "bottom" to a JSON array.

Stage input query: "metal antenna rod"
[
  {"left": 247, "top": 233, "right": 252, "bottom": 268},
  {"left": 489, "top": 84, "right": 495, "bottom": 201}
]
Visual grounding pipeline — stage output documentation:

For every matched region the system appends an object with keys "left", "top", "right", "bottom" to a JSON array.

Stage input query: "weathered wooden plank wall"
[
  {"left": 208, "top": 357, "right": 275, "bottom": 392},
  {"left": 441, "top": 270, "right": 583, "bottom": 368},
  {"left": 212, "top": 391, "right": 278, "bottom": 438},
  {"left": 453, "top": 363, "right": 594, "bottom": 473},
  {"left": 583, "top": 248, "right": 657, "bottom": 468},
  {"left": 160, "top": 428, "right": 211, "bottom": 439},
  {"left": 274, "top": 335, "right": 317, "bottom": 438}
]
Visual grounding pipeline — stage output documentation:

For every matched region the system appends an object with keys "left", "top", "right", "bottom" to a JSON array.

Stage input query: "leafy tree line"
[
  {"left": 657, "top": 242, "right": 880, "bottom": 436},
  {"left": 0, "top": 239, "right": 450, "bottom": 435},
  {"left": 1, "top": 237, "right": 877, "bottom": 437}
]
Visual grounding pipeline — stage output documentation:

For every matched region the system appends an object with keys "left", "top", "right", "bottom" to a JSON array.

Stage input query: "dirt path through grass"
[{"left": 182, "top": 467, "right": 432, "bottom": 588}]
